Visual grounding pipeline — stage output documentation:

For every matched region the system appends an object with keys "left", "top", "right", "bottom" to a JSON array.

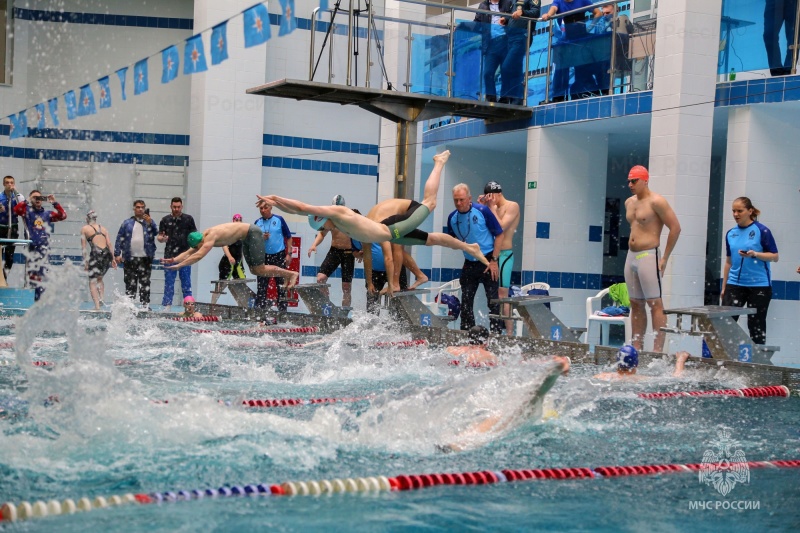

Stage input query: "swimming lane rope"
[
  {"left": 3, "top": 460, "right": 799, "bottom": 523},
  {"left": 192, "top": 326, "right": 320, "bottom": 335}
]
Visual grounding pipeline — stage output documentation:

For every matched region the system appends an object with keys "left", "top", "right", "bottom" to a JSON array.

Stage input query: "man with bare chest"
[
  {"left": 623, "top": 166, "right": 681, "bottom": 352},
  {"left": 308, "top": 195, "right": 359, "bottom": 308},
  {"left": 479, "top": 181, "right": 520, "bottom": 335}
]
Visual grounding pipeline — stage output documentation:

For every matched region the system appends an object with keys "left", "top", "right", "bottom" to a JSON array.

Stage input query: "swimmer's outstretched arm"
[{"left": 166, "top": 241, "right": 214, "bottom": 270}]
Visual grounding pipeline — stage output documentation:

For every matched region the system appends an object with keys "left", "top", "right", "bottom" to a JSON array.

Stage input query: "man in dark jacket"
[
  {"left": 474, "top": 0, "right": 514, "bottom": 102},
  {"left": 115, "top": 200, "right": 159, "bottom": 309},
  {"left": 500, "top": 0, "right": 540, "bottom": 104},
  {"left": 157, "top": 197, "right": 197, "bottom": 311}
]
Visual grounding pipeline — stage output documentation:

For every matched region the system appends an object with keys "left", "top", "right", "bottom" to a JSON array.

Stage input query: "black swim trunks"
[
  {"left": 319, "top": 247, "right": 355, "bottom": 283},
  {"left": 243, "top": 224, "right": 265, "bottom": 268}
]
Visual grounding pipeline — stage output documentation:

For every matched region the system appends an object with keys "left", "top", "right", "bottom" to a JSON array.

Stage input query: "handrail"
[{"left": 397, "top": 0, "right": 619, "bottom": 23}]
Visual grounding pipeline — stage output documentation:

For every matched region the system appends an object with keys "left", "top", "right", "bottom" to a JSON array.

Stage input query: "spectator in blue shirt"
[
  {"left": 447, "top": 184, "right": 504, "bottom": 333},
  {"left": 254, "top": 203, "right": 293, "bottom": 312},
  {"left": 0, "top": 176, "right": 24, "bottom": 278},
  {"left": 722, "top": 197, "right": 779, "bottom": 345}
]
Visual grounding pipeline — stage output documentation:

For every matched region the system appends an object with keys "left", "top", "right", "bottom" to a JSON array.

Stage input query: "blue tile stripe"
[
  {"left": 715, "top": 74, "right": 800, "bottom": 107},
  {"left": 264, "top": 134, "right": 378, "bottom": 155},
  {"left": 423, "top": 92, "right": 653, "bottom": 148},
  {"left": 263, "top": 156, "right": 377, "bottom": 176},
  {"left": 3, "top": 126, "right": 190, "bottom": 146},
  {"left": 0, "top": 146, "right": 188, "bottom": 166},
  {"left": 14, "top": 8, "right": 194, "bottom": 30}
]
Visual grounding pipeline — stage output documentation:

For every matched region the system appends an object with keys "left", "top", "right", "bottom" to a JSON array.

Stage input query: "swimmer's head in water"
[
  {"left": 332, "top": 194, "right": 346, "bottom": 206},
  {"left": 187, "top": 231, "right": 204, "bottom": 248},
  {"left": 183, "top": 295, "right": 195, "bottom": 304},
  {"left": 468, "top": 325, "right": 489, "bottom": 345},
  {"left": 628, "top": 165, "right": 649, "bottom": 183},
  {"left": 308, "top": 215, "right": 329, "bottom": 231},
  {"left": 617, "top": 344, "right": 639, "bottom": 372}
]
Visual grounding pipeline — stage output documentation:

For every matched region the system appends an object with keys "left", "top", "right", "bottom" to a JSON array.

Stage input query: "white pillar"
[
  {"left": 648, "top": 0, "right": 723, "bottom": 308},
  {"left": 523, "top": 126, "right": 607, "bottom": 327},
  {"left": 187, "top": 0, "right": 267, "bottom": 295}
]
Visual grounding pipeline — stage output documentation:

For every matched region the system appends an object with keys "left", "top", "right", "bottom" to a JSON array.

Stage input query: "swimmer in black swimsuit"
[{"left": 80, "top": 210, "right": 117, "bottom": 310}]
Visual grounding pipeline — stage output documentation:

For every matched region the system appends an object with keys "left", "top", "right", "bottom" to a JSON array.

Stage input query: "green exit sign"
[{"left": 527, "top": 181, "right": 537, "bottom": 189}]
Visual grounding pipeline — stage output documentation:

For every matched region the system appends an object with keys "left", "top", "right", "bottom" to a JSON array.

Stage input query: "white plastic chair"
[
  {"left": 421, "top": 279, "right": 461, "bottom": 325},
  {"left": 584, "top": 287, "right": 632, "bottom": 346},
  {"left": 512, "top": 282, "right": 551, "bottom": 337}
]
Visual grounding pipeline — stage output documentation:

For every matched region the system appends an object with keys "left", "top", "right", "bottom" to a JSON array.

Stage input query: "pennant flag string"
[{"left": 1, "top": 1, "right": 317, "bottom": 140}]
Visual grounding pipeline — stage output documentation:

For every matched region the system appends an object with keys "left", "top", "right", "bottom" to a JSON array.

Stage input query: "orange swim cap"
[{"left": 628, "top": 165, "right": 649, "bottom": 181}]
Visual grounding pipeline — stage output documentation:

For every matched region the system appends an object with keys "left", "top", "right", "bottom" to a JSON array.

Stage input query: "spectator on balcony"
[
  {"left": 473, "top": 0, "right": 514, "bottom": 102},
  {"left": 542, "top": 0, "right": 602, "bottom": 101},
  {"left": 764, "top": 0, "right": 798, "bottom": 76},
  {"left": 499, "top": 0, "right": 541, "bottom": 105}
]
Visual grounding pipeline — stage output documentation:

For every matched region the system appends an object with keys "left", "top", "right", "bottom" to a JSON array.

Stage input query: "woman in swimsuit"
[{"left": 80, "top": 210, "right": 117, "bottom": 310}]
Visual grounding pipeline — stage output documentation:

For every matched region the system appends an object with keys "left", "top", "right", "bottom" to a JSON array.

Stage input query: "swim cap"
[
  {"left": 232, "top": 213, "right": 243, "bottom": 221},
  {"left": 484, "top": 181, "right": 502, "bottom": 194},
  {"left": 628, "top": 165, "right": 649, "bottom": 182},
  {"left": 332, "top": 194, "right": 346, "bottom": 206},
  {"left": 308, "top": 215, "right": 329, "bottom": 231},
  {"left": 617, "top": 345, "right": 639, "bottom": 370},
  {"left": 468, "top": 325, "right": 489, "bottom": 345},
  {"left": 183, "top": 295, "right": 195, "bottom": 304},
  {"left": 187, "top": 231, "right": 204, "bottom": 248},
  {"left": 86, "top": 210, "right": 97, "bottom": 222}
]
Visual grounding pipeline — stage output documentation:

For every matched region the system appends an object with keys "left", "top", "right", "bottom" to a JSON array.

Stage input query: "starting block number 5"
[{"left": 420, "top": 314, "right": 432, "bottom": 326}]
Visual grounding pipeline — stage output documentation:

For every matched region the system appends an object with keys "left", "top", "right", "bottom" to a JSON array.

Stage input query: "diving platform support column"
[{"left": 647, "top": 0, "right": 722, "bottom": 310}]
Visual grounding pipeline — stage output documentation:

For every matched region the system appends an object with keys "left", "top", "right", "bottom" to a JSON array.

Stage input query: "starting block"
[
  {"left": 491, "top": 294, "right": 581, "bottom": 342},
  {"left": 383, "top": 289, "right": 451, "bottom": 328},
  {"left": 293, "top": 283, "right": 350, "bottom": 318},
  {"left": 210, "top": 278, "right": 258, "bottom": 307},
  {"left": 663, "top": 305, "right": 779, "bottom": 365}
]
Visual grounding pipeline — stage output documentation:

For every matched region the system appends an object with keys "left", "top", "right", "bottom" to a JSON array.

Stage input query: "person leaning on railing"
[{"left": 499, "top": 0, "right": 541, "bottom": 105}]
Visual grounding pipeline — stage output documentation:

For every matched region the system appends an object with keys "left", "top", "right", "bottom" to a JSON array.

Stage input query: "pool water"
[{"left": 1, "top": 267, "right": 799, "bottom": 531}]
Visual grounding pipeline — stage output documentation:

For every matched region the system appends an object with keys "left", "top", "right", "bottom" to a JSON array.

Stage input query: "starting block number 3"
[{"left": 738, "top": 344, "right": 752, "bottom": 363}]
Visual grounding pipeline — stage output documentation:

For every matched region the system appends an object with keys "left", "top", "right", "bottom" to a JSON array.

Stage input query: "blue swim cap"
[
  {"left": 308, "top": 215, "right": 329, "bottom": 231},
  {"left": 617, "top": 344, "right": 639, "bottom": 370}
]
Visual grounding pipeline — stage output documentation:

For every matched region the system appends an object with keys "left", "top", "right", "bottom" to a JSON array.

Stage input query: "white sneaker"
[{"left": 162, "top": 305, "right": 171, "bottom": 313}]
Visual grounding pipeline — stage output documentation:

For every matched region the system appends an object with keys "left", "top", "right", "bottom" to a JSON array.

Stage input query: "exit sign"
[{"left": 527, "top": 181, "right": 538, "bottom": 189}]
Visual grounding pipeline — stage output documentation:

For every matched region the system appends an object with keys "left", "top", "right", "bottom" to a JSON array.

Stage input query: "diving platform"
[{"left": 246, "top": 79, "right": 533, "bottom": 124}]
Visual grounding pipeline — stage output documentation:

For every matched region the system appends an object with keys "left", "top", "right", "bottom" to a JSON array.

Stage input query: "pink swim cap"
[
  {"left": 233, "top": 214, "right": 243, "bottom": 221},
  {"left": 183, "top": 296, "right": 195, "bottom": 304}
]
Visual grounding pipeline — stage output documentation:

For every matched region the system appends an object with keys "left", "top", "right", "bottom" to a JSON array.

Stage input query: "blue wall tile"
[
  {"left": 773, "top": 280, "right": 786, "bottom": 300},
  {"left": 588, "top": 274, "right": 601, "bottom": 290},
  {"left": 534, "top": 270, "right": 547, "bottom": 283},
  {"left": 523, "top": 270, "right": 534, "bottom": 285},
  {"left": 786, "top": 281, "right": 800, "bottom": 301},
  {"left": 561, "top": 272, "right": 574, "bottom": 289},
  {"left": 574, "top": 273, "right": 587, "bottom": 289},
  {"left": 536, "top": 221, "right": 550, "bottom": 239},
  {"left": 589, "top": 225, "right": 603, "bottom": 242},
  {"left": 547, "top": 271, "right": 561, "bottom": 289}
]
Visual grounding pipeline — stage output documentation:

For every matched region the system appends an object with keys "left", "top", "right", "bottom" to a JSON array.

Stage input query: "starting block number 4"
[{"left": 550, "top": 325, "right": 563, "bottom": 341}]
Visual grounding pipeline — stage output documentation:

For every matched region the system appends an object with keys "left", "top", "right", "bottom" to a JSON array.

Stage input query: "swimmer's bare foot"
[
  {"left": 433, "top": 150, "right": 450, "bottom": 165},
  {"left": 408, "top": 274, "right": 429, "bottom": 290},
  {"left": 285, "top": 272, "right": 299, "bottom": 289},
  {"left": 466, "top": 243, "right": 489, "bottom": 266}
]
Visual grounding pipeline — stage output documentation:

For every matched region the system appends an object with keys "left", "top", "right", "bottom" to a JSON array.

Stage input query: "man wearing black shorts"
[{"left": 308, "top": 199, "right": 360, "bottom": 308}]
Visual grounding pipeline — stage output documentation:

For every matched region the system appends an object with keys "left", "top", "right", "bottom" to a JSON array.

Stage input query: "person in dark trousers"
[
  {"left": 157, "top": 197, "right": 197, "bottom": 311},
  {"left": 13, "top": 191, "right": 67, "bottom": 300},
  {"left": 115, "top": 200, "right": 159, "bottom": 309},
  {"left": 500, "top": 0, "right": 540, "bottom": 104},
  {"left": 218, "top": 214, "right": 246, "bottom": 280},
  {"left": 473, "top": 0, "right": 514, "bottom": 102},
  {"left": 254, "top": 202, "right": 292, "bottom": 312},
  {"left": 721, "top": 197, "right": 779, "bottom": 345},
  {"left": 764, "top": 0, "right": 798, "bottom": 76},
  {"left": 446, "top": 183, "right": 504, "bottom": 333},
  {"left": 0, "top": 176, "right": 24, "bottom": 279}
]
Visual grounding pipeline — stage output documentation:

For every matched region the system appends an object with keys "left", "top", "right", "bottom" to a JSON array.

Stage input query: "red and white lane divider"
[
  {"left": 638, "top": 385, "right": 791, "bottom": 400},
  {"left": 171, "top": 316, "right": 220, "bottom": 322},
  {"left": 241, "top": 396, "right": 370, "bottom": 408},
  {"left": 4, "top": 460, "right": 799, "bottom": 522},
  {"left": 192, "top": 326, "right": 320, "bottom": 335}
]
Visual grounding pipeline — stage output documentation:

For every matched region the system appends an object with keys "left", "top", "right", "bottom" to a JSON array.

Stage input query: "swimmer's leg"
[
  {"left": 420, "top": 150, "right": 450, "bottom": 212},
  {"left": 426, "top": 233, "right": 489, "bottom": 267},
  {"left": 404, "top": 253, "right": 428, "bottom": 290},
  {"left": 250, "top": 265, "right": 298, "bottom": 289},
  {"left": 257, "top": 195, "right": 345, "bottom": 220}
]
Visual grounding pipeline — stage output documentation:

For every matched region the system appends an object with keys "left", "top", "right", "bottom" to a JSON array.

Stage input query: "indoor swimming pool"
[{"left": 0, "top": 267, "right": 798, "bottom": 531}]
